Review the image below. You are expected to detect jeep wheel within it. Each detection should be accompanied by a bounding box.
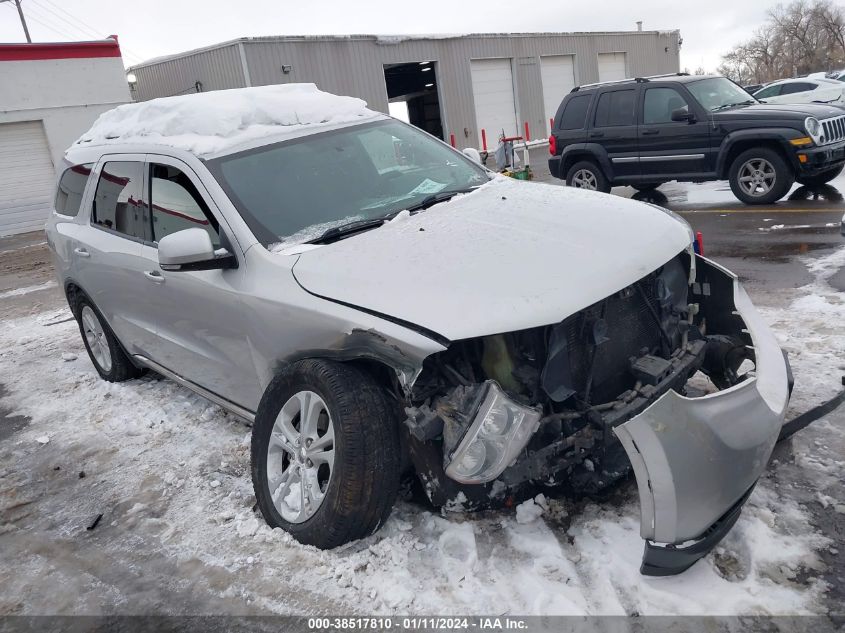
[251,359,400,549]
[566,160,611,193]
[632,183,661,192]
[728,148,793,204]
[796,164,844,187]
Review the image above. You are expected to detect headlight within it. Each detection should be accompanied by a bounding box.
[805,116,822,142]
[444,381,541,484]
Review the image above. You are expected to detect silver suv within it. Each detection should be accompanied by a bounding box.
[46,85,791,576]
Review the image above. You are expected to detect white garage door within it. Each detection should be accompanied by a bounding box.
[0,121,55,236]
[470,58,518,144]
[598,52,628,82]
[541,55,576,134]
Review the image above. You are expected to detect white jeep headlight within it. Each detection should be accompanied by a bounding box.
[805,116,822,142]
[444,381,541,484]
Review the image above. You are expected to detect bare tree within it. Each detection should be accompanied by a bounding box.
[719,0,845,82]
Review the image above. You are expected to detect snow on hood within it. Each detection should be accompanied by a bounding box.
[292,178,693,341]
[73,83,380,156]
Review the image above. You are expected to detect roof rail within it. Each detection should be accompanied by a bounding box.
[570,72,690,92]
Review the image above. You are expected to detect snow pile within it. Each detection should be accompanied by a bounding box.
[74,83,380,156]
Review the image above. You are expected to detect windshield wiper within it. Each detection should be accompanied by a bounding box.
[404,187,476,213]
[306,217,393,245]
[712,100,756,112]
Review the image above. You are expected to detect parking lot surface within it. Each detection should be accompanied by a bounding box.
[1,174,843,618]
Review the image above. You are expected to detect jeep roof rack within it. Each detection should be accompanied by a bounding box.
[570,72,690,92]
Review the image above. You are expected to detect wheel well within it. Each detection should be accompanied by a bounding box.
[64,281,83,316]
[562,152,601,177]
[721,140,789,179]
[341,358,403,397]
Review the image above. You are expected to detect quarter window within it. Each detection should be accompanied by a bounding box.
[559,94,591,130]
[643,88,691,124]
[593,89,636,127]
[92,161,148,240]
[149,163,220,248]
[55,163,93,217]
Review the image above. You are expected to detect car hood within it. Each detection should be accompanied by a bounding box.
[291,178,692,341]
[711,102,845,122]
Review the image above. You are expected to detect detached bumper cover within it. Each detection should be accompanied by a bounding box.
[614,276,790,576]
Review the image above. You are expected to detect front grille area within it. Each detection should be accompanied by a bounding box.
[822,115,845,144]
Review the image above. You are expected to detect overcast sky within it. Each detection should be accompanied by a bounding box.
[1,0,775,71]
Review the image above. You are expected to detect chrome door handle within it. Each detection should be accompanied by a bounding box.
[641,129,660,135]
[74,247,90,258]
[143,270,165,283]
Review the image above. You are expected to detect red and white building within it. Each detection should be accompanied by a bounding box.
[0,38,130,236]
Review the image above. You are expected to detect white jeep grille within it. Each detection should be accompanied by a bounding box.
[821,115,845,144]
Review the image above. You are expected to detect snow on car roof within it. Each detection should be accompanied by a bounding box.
[73,83,380,156]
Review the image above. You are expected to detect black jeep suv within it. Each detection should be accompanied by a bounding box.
[548,74,845,204]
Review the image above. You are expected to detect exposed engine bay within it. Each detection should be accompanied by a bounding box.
[402,251,756,508]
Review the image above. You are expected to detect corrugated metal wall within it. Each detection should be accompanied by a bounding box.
[130,32,680,149]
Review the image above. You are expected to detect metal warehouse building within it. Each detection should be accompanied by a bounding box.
[129,31,680,150]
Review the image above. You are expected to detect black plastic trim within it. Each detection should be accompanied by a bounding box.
[640,485,755,576]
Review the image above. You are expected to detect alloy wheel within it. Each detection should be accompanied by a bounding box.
[81,306,112,373]
[738,158,776,197]
[266,390,335,523]
[571,169,598,190]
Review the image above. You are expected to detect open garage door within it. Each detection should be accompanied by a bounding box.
[598,52,627,82]
[470,58,518,145]
[541,55,576,134]
[0,121,55,236]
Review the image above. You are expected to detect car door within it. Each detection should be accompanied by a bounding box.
[589,87,640,179]
[73,155,161,356]
[638,85,712,177]
[142,155,258,409]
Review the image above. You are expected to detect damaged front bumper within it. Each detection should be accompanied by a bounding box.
[614,266,791,576]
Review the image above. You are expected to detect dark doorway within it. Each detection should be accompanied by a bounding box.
[383,61,444,140]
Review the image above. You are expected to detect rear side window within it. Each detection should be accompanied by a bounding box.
[55,164,93,217]
[150,163,220,248]
[559,95,591,130]
[780,82,816,95]
[92,161,148,240]
[594,89,636,127]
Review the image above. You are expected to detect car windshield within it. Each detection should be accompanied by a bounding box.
[207,119,490,246]
[687,77,759,111]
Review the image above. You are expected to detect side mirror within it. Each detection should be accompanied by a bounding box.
[671,107,695,123]
[158,228,236,272]
[462,147,482,164]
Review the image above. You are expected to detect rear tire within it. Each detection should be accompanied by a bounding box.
[728,147,793,204]
[74,296,144,383]
[565,160,611,193]
[251,359,400,549]
[796,164,844,186]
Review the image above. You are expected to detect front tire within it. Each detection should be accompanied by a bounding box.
[251,359,400,549]
[565,160,611,193]
[74,296,144,382]
[796,164,844,186]
[728,147,793,204]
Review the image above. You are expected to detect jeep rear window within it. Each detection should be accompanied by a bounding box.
[593,89,636,127]
[559,95,591,130]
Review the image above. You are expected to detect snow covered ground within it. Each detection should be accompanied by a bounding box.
[1,247,843,616]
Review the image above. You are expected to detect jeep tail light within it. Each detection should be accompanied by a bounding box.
[549,135,556,156]
[694,231,704,256]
